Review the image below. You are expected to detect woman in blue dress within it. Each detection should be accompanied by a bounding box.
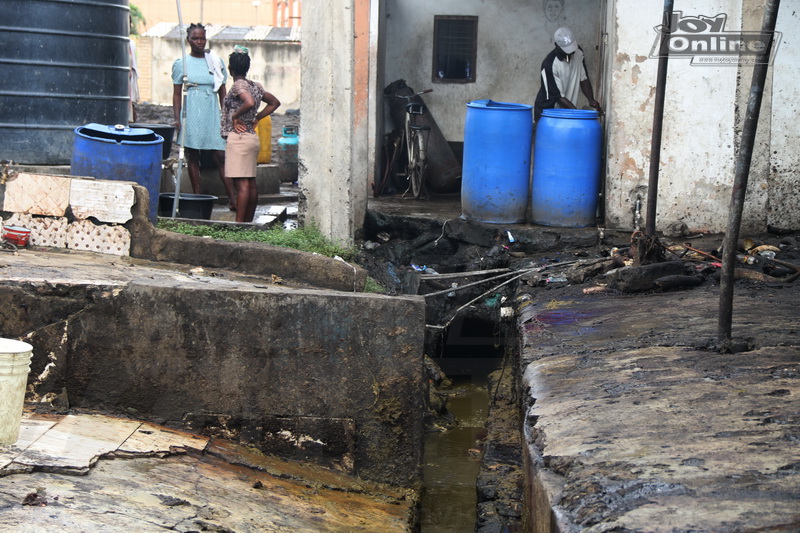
[172,23,236,207]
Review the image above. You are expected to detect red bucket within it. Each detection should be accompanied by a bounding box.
[3,226,31,247]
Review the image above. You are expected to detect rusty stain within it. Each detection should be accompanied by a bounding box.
[640,86,657,113]
[635,55,648,63]
[620,153,644,179]
[631,65,641,85]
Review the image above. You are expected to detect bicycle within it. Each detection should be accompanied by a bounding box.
[380,88,433,199]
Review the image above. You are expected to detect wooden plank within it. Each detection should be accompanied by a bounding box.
[69,179,135,224]
[419,267,512,280]
[13,414,141,473]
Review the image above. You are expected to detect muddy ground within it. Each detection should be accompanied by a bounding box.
[356,213,800,532]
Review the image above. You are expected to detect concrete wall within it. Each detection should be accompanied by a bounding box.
[4,281,426,488]
[140,36,301,109]
[299,0,371,245]
[382,0,604,141]
[605,0,799,234]
[767,6,800,230]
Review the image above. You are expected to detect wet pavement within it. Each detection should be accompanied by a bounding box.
[517,273,800,531]
[0,412,414,532]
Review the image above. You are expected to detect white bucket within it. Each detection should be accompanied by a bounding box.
[0,338,33,445]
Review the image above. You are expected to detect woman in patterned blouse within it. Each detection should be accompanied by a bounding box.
[221,46,281,223]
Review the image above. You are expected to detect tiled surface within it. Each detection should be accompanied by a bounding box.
[66,220,131,256]
[2,173,71,216]
[69,179,135,224]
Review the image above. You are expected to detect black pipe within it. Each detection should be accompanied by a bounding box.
[645,0,674,236]
[718,0,781,346]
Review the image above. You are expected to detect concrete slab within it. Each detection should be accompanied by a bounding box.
[0,413,414,532]
[0,245,425,488]
[518,283,800,532]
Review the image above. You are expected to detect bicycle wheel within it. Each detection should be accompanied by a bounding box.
[409,132,424,199]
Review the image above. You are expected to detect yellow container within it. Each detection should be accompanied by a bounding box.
[256,115,272,163]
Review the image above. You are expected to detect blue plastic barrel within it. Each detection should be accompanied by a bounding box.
[531,109,602,227]
[461,100,533,224]
[71,124,164,223]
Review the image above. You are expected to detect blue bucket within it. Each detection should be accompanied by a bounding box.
[71,124,164,223]
[461,100,533,224]
[531,109,602,227]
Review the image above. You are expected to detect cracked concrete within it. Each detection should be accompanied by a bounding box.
[0,413,415,532]
[519,283,800,532]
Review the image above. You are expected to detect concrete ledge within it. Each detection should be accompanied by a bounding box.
[518,286,800,531]
[127,186,367,292]
[0,250,426,488]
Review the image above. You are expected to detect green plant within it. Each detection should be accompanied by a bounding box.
[130,3,146,35]
[157,220,357,261]
[363,277,388,294]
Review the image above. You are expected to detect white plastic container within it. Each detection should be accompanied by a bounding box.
[0,338,33,445]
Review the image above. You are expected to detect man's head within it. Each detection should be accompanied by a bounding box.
[554,27,578,54]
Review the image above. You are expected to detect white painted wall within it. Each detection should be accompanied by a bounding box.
[768,6,800,230]
[143,37,301,109]
[606,0,799,234]
[383,0,604,141]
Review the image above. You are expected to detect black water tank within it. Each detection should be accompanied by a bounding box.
[0,0,130,165]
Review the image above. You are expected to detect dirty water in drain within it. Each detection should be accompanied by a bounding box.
[420,377,490,532]
[420,314,505,532]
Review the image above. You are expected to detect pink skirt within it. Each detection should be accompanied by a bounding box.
[225,132,260,178]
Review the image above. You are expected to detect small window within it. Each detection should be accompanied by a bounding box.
[433,16,478,83]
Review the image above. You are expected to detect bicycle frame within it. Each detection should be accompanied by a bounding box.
[378,87,433,199]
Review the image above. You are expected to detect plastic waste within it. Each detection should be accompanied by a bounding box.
[447,282,458,298]
[759,250,776,260]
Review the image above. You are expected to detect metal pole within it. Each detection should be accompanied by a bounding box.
[719,0,781,346]
[171,0,189,218]
[645,0,674,236]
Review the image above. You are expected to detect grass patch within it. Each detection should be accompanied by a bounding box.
[157,220,357,261]
[363,276,388,294]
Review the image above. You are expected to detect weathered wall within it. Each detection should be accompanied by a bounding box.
[767,6,800,229]
[382,0,604,141]
[2,280,426,488]
[299,0,371,245]
[605,0,799,234]
[140,36,301,109]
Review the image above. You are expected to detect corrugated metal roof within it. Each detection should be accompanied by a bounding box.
[143,24,300,42]
[144,22,177,38]
[245,26,274,40]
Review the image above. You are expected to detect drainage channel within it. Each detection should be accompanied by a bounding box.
[420,314,513,532]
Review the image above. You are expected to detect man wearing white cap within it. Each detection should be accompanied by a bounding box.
[534,27,603,121]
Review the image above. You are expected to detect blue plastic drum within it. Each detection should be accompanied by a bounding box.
[71,123,164,223]
[531,109,602,227]
[461,100,533,224]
